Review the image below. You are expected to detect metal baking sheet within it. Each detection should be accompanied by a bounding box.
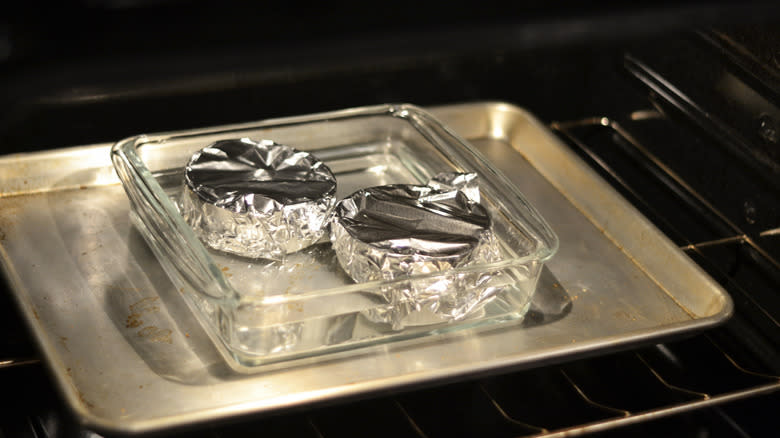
[0,102,732,434]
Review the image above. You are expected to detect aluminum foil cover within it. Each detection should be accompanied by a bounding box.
[181,138,336,259]
[331,172,503,329]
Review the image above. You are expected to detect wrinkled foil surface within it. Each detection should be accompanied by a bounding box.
[331,173,503,329]
[182,138,336,259]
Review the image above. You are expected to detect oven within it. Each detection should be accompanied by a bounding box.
[1,2,778,437]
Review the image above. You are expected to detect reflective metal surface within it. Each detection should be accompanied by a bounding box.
[0,102,732,434]
[331,173,503,329]
[182,138,337,259]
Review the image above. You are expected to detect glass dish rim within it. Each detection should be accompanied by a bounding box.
[110,103,559,306]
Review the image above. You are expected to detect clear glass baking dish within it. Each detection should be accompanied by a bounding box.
[111,104,558,370]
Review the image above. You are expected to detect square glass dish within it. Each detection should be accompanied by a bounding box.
[111,104,558,370]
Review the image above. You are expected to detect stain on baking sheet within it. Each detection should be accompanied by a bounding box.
[138,326,173,344]
[0,195,27,241]
[125,298,173,343]
[0,161,33,195]
[77,390,95,409]
[126,297,161,328]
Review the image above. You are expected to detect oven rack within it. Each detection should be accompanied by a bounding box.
[1,108,777,437]
[1,311,776,438]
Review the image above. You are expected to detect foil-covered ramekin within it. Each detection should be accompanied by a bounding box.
[181,138,336,259]
[330,173,503,329]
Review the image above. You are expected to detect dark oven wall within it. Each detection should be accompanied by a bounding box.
[2,1,779,152]
[1,2,779,438]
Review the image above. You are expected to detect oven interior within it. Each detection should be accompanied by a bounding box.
[0,2,778,437]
